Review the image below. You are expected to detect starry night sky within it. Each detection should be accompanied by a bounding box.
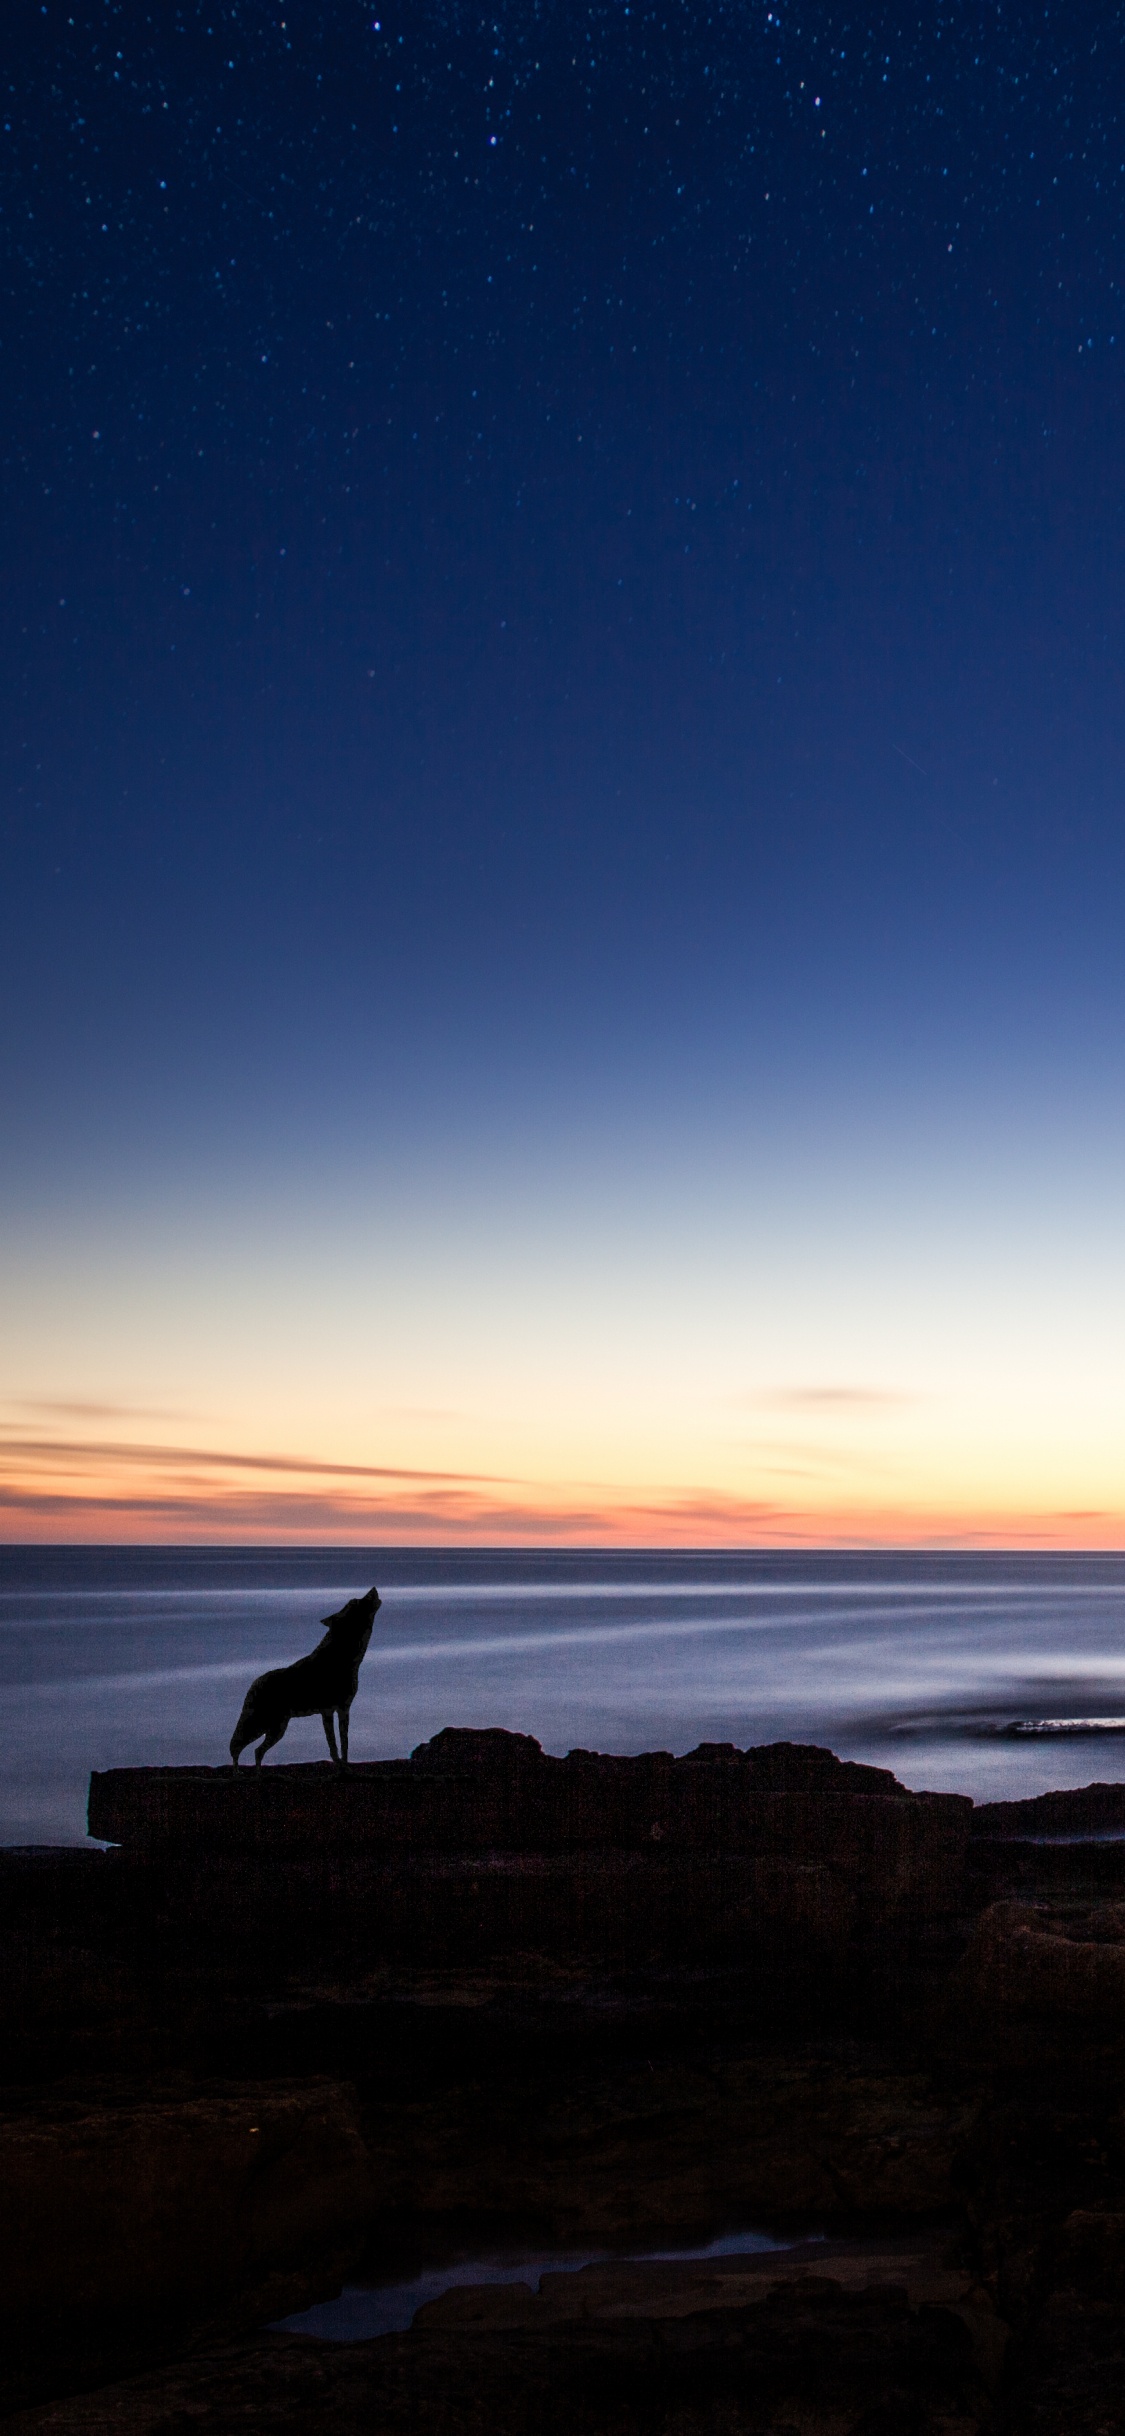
[4,3,1125,1541]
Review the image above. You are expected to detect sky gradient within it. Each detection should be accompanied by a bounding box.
[3,1,1125,1544]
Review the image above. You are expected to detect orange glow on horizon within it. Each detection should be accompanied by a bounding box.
[1,1425,1122,1548]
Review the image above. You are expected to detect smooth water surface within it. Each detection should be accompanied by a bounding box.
[272,2226,804,2341]
[4,1545,1125,1843]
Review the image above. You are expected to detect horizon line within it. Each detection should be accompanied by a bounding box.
[3,1536,1124,1556]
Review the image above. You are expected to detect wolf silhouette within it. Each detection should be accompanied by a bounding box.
[229,1587,381,1767]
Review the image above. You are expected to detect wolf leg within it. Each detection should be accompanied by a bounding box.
[254,1718,289,1765]
[339,1707,350,1765]
[230,1701,257,1766]
[322,1711,340,1762]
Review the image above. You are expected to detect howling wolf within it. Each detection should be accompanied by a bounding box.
[229,1587,381,1767]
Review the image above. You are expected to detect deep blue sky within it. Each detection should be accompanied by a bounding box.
[4,4,1125,1542]
[6,0,1125,1114]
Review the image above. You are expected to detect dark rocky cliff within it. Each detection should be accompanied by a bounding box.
[6,1735,1125,2431]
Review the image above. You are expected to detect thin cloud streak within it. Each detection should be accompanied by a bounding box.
[0,1431,507,1484]
[753,1387,920,1411]
[1,1470,1124,1548]
[735,1440,907,1478]
[9,1399,193,1422]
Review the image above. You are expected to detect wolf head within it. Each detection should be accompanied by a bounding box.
[322,1586,381,1652]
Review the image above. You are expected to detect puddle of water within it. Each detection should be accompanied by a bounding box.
[273,2226,813,2341]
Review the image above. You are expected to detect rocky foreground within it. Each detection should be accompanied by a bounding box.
[6,1733,1125,2431]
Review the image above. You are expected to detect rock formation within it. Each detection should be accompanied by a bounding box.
[5,1733,1125,2428]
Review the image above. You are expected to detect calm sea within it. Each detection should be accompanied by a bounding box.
[4,1545,1125,1845]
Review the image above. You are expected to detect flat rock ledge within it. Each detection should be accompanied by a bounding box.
[87,1734,974,1957]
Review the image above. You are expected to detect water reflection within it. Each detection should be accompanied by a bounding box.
[272,2226,807,2342]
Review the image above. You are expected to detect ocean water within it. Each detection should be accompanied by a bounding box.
[4,1545,1125,1845]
